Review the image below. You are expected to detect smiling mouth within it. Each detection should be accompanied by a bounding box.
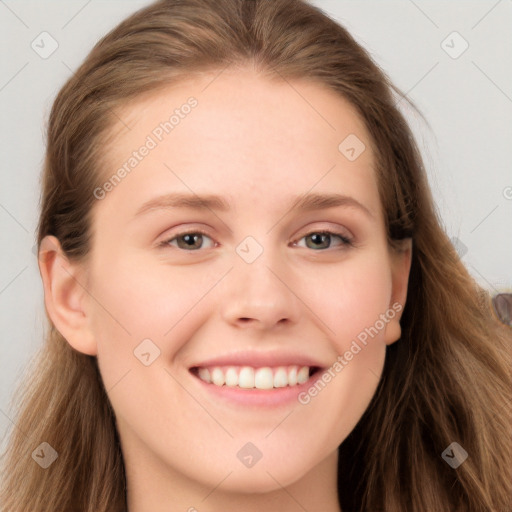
[190,365,322,390]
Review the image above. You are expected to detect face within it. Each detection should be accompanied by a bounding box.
[56,68,411,494]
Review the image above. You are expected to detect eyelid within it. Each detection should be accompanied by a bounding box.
[292,230,354,249]
[158,228,216,248]
[158,224,355,251]
[294,223,353,242]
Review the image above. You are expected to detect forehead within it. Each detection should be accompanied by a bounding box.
[96,67,381,221]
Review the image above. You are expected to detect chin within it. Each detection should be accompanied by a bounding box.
[222,457,314,494]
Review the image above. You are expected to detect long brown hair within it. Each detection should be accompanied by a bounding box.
[1,1,510,510]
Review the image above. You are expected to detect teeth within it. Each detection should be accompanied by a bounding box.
[239,367,255,388]
[255,367,273,389]
[211,367,225,386]
[288,366,298,386]
[196,365,312,389]
[273,367,288,388]
[198,367,211,383]
[297,366,309,384]
[225,367,238,387]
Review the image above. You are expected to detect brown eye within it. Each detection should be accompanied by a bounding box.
[162,231,215,251]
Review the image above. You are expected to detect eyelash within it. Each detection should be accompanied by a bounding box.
[158,229,354,251]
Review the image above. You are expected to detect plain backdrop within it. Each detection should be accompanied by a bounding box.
[1,0,511,454]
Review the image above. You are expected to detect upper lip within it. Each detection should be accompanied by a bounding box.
[189,350,327,370]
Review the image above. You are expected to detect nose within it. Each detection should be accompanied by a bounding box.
[219,248,302,331]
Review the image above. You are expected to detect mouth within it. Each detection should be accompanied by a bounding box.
[187,351,328,407]
[190,365,323,390]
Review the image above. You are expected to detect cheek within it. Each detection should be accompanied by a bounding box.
[301,252,393,350]
[295,253,392,412]
[86,254,226,383]
[295,264,392,444]
[87,252,202,337]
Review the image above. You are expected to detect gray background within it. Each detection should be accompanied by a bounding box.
[1,1,511,453]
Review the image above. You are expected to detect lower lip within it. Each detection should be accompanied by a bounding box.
[190,370,325,407]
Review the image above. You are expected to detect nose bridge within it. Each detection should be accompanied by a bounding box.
[220,236,301,328]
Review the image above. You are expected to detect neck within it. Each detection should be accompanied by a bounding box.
[124,445,342,512]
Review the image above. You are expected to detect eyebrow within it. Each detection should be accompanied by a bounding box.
[134,192,374,219]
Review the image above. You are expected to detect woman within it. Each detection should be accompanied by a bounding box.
[1,1,510,510]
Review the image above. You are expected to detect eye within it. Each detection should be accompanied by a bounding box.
[160,230,215,251]
[294,230,353,250]
[159,229,353,252]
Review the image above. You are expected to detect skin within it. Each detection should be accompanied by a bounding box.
[39,66,412,512]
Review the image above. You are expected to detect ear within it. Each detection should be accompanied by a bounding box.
[38,235,97,356]
[384,238,412,346]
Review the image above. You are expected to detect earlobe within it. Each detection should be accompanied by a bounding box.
[385,239,413,346]
[38,235,97,356]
